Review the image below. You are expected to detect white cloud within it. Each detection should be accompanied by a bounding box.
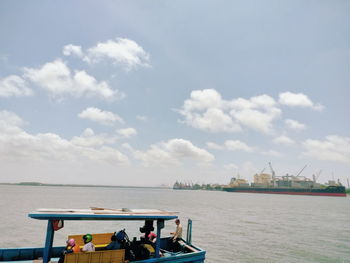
[124,138,214,167]
[177,89,281,134]
[178,89,240,132]
[261,150,283,157]
[164,139,214,161]
[117,128,137,138]
[24,59,125,101]
[206,142,224,150]
[279,92,324,111]
[206,140,254,152]
[230,107,281,134]
[78,107,124,126]
[224,140,254,152]
[224,163,238,170]
[301,135,350,164]
[63,44,83,57]
[182,89,224,112]
[285,119,306,131]
[0,110,26,131]
[273,135,295,146]
[0,75,33,97]
[189,108,241,132]
[0,111,129,165]
[71,128,117,147]
[136,115,148,122]
[84,38,150,71]
[250,94,277,108]
[229,95,281,134]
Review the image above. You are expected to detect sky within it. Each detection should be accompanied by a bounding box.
[0,0,349,187]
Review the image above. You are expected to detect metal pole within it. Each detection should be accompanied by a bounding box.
[43,220,54,263]
[186,219,192,245]
[155,219,164,258]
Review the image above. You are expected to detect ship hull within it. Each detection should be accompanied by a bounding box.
[223,186,346,197]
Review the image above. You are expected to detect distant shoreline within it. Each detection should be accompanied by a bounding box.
[0,182,171,189]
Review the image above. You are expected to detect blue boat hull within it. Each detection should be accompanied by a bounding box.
[0,245,205,263]
[0,246,64,262]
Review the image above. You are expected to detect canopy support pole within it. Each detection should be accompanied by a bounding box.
[186,218,192,245]
[155,219,164,258]
[43,220,54,263]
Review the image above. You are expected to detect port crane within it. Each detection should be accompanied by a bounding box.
[268,162,276,186]
[312,170,322,183]
[296,164,308,177]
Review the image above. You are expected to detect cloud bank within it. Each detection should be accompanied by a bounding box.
[178,89,281,134]
[0,75,33,97]
[63,38,150,71]
[78,107,124,126]
[24,59,125,101]
[124,138,214,167]
[0,110,129,165]
[207,140,254,152]
[302,135,350,164]
[178,89,323,135]
[117,128,137,138]
[279,92,324,111]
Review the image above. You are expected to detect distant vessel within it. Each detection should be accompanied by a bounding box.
[173,181,193,190]
[223,163,346,197]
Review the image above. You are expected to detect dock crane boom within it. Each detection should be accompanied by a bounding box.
[268,162,275,177]
[296,164,308,177]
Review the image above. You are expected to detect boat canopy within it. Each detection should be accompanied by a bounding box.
[29,208,178,221]
[27,208,179,263]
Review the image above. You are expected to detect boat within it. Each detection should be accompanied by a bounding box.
[0,208,206,263]
[223,184,346,196]
[223,164,346,197]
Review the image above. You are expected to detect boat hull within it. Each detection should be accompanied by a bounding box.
[0,244,206,263]
[223,186,346,197]
[0,246,64,262]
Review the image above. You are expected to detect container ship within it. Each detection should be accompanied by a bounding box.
[223,164,346,197]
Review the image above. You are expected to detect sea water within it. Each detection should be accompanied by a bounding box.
[0,185,349,263]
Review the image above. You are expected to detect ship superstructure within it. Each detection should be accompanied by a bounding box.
[224,163,346,197]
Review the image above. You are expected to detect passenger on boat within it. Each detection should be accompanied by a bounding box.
[58,238,80,263]
[148,232,163,257]
[105,232,123,250]
[81,234,95,252]
[67,238,80,253]
[148,232,157,244]
[169,219,182,251]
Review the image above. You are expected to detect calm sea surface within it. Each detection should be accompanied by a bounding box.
[0,185,349,263]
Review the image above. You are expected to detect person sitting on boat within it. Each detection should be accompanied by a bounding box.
[105,231,123,250]
[148,232,164,257]
[58,238,80,263]
[148,232,157,244]
[66,238,80,253]
[81,234,95,252]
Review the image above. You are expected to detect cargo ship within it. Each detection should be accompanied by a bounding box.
[223,163,346,197]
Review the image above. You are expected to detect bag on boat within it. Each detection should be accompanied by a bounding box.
[52,220,64,231]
